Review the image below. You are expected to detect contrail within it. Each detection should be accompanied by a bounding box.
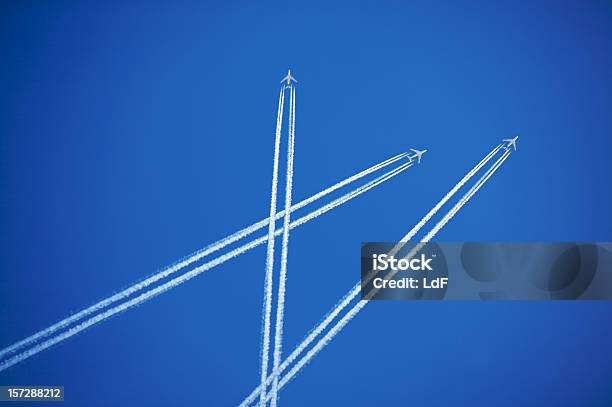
[360,143,502,287]
[0,161,412,373]
[271,86,296,407]
[262,149,513,403]
[399,144,501,242]
[239,144,505,407]
[259,85,286,406]
[421,149,511,243]
[0,151,407,363]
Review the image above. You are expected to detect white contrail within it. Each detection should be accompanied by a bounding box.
[238,144,504,407]
[259,84,286,406]
[421,149,511,243]
[357,143,503,289]
[0,161,412,373]
[399,144,501,242]
[271,86,296,407]
[0,150,408,362]
[263,150,513,403]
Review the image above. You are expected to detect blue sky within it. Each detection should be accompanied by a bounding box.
[1,1,611,406]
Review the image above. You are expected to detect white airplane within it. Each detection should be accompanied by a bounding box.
[408,148,427,163]
[280,69,297,86]
[503,136,518,150]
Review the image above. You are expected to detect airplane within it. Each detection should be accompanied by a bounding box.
[280,69,297,86]
[408,148,427,164]
[503,136,518,150]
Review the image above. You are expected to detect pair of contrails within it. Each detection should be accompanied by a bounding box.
[0,72,517,405]
[260,73,431,407]
[0,148,415,373]
[257,73,428,407]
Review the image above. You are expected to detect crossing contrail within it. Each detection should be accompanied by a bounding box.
[0,152,408,363]
[239,144,506,407]
[259,85,286,406]
[260,149,513,404]
[270,86,296,407]
[0,161,413,373]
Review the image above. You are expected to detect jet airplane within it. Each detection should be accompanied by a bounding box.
[503,136,518,150]
[280,69,297,86]
[408,148,427,164]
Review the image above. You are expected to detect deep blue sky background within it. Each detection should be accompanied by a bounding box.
[1,1,612,406]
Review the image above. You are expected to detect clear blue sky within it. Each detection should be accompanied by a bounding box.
[1,1,611,405]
